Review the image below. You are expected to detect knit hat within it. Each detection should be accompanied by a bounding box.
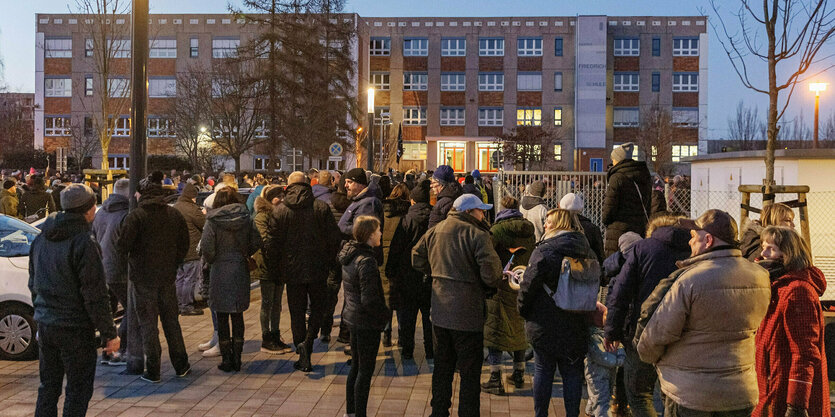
[471,170,481,179]
[343,167,368,186]
[182,183,199,200]
[611,142,635,164]
[433,165,455,184]
[618,232,642,253]
[410,180,430,203]
[527,181,546,198]
[263,186,285,203]
[61,183,97,212]
[559,193,584,212]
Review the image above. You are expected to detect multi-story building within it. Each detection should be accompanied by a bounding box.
[0,93,35,158]
[35,13,707,173]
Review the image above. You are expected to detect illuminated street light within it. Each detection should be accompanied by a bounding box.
[366,87,375,170]
[810,82,827,148]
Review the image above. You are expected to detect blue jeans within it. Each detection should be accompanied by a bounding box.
[533,349,585,417]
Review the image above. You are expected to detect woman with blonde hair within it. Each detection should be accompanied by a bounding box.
[753,226,829,417]
[741,202,795,261]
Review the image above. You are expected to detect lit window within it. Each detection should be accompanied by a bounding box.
[370,37,390,56]
[554,144,562,161]
[477,143,501,172]
[517,37,542,56]
[212,38,239,58]
[440,108,465,126]
[403,72,428,90]
[108,78,129,98]
[614,38,639,56]
[517,72,542,91]
[516,107,541,126]
[45,38,72,58]
[109,117,131,137]
[148,78,176,97]
[672,144,698,162]
[673,38,699,56]
[149,39,177,58]
[441,38,466,56]
[613,108,640,127]
[479,37,504,56]
[190,38,199,57]
[554,72,563,91]
[554,37,563,56]
[371,72,390,90]
[403,38,428,56]
[403,107,427,125]
[107,39,131,58]
[672,108,699,127]
[44,116,71,136]
[45,78,72,97]
[673,73,699,92]
[554,108,562,126]
[478,108,503,126]
[517,144,542,161]
[108,156,130,170]
[147,118,174,137]
[614,73,639,91]
[478,72,504,91]
[440,73,465,91]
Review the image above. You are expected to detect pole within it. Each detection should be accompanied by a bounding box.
[379,122,384,171]
[129,0,149,209]
[367,114,374,171]
[814,93,820,149]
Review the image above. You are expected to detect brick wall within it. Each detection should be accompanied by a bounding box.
[478,92,503,106]
[613,92,639,106]
[440,57,465,71]
[673,92,698,107]
[479,57,503,71]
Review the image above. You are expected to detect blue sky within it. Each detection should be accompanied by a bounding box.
[1,0,832,138]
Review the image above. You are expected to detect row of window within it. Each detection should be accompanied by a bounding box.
[612,107,699,127]
[370,71,698,92]
[44,77,176,98]
[624,144,699,162]
[397,107,564,127]
[43,116,173,137]
[369,36,699,57]
[45,37,238,59]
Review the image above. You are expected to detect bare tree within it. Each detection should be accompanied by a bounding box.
[0,96,33,162]
[727,101,764,150]
[779,112,812,145]
[497,126,562,171]
[824,111,835,141]
[66,120,100,171]
[634,103,676,177]
[708,0,835,189]
[166,64,213,171]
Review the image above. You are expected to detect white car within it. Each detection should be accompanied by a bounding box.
[0,214,38,360]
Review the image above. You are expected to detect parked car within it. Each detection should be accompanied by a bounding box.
[0,214,38,360]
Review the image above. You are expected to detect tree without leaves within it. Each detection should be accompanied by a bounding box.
[497,126,563,171]
[66,119,100,171]
[707,0,835,189]
[634,103,676,178]
[165,64,214,172]
[727,101,764,150]
[0,97,34,163]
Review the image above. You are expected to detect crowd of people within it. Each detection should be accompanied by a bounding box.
[19,141,830,417]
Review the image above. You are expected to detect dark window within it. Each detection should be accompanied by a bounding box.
[84,116,93,136]
[652,38,661,56]
[554,37,563,56]
[652,72,660,92]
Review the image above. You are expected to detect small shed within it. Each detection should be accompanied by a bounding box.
[686,149,835,301]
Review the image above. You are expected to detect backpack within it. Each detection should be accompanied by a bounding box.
[544,253,601,313]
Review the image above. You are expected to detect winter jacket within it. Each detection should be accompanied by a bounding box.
[740,218,764,262]
[753,262,830,417]
[245,184,264,215]
[173,195,206,262]
[518,230,593,362]
[579,214,604,266]
[412,210,502,332]
[651,189,667,215]
[462,183,482,200]
[636,247,770,412]
[427,181,462,229]
[28,212,116,340]
[92,194,130,285]
[601,159,652,256]
[520,195,548,242]
[312,184,333,205]
[338,182,385,241]
[19,187,56,220]
[386,201,432,307]
[0,187,20,218]
[251,196,273,281]
[485,209,535,352]
[604,226,691,344]
[339,241,391,331]
[200,203,261,313]
[265,182,341,285]
[116,187,190,287]
[381,199,410,309]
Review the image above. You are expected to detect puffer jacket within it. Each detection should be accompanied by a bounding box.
[579,214,604,265]
[636,247,770,412]
[427,181,462,229]
[739,218,764,262]
[28,212,116,340]
[173,194,206,262]
[200,203,261,313]
[754,262,830,417]
[338,182,385,240]
[381,199,410,309]
[19,186,56,219]
[339,241,390,331]
[386,201,432,306]
[518,230,593,362]
[520,195,548,242]
[0,187,20,218]
[604,226,691,344]
[412,210,502,332]
[485,209,535,352]
[92,193,130,285]
[601,159,652,256]
[265,182,341,285]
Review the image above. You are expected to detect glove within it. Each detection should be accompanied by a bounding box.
[786,405,808,417]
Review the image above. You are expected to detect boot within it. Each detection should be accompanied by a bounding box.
[293,341,312,372]
[509,369,525,389]
[232,338,244,372]
[199,332,218,351]
[217,339,235,372]
[481,371,505,395]
[261,332,280,354]
[272,332,293,354]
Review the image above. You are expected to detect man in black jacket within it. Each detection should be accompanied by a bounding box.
[117,172,191,383]
[428,165,462,229]
[602,142,652,257]
[265,171,341,372]
[29,184,119,416]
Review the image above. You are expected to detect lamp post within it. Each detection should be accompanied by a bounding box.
[810,82,827,149]
[367,87,375,171]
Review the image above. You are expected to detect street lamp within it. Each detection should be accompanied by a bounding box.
[810,82,827,149]
[367,87,375,171]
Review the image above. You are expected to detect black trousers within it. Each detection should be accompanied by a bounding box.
[125,281,144,373]
[35,324,97,417]
[321,283,339,336]
[217,312,245,340]
[108,282,129,353]
[430,325,483,417]
[346,326,381,417]
[286,281,327,348]
[132,282,189,378]
[396,294,433,355]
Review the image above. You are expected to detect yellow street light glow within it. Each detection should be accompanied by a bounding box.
[200,126,207,133]
[810,82,827,94]
[367,87,375,114]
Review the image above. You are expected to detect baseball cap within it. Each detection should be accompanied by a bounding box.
[677,209,738,246]
[453,194,492,212]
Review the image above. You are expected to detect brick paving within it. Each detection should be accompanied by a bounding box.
[0,290,579,416]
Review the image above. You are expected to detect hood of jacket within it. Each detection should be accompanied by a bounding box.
[254,195,273,214]
[138,187,169,208]
[41,212,90,242]
[649,226,691,250]
[774,265,827,296]
[338,240,375,266]
[538,230,593,259]
[101,194,129,213]
[437,180,462,201]
[206,203,251,230]
[447,209,492,233]
[311,184,333,199]
[1,188,17,200]
[352,181,382,202]
[521,195,546,210]
[607,159,650,181]
[283,183,315,210]
[406,201,432,219]
[495,208,524,222]
[740,217,763,236]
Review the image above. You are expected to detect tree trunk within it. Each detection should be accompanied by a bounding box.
[233,155,241,173]
[764,6,778,197]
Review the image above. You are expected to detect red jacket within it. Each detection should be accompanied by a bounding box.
[753,266,829,417]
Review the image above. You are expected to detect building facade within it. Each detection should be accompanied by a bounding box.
[0,93,35,160]
[35,13,706,173]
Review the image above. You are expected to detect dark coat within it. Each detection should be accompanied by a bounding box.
[117,188,190,287]
[518,231,592,361]
[485,209,535,352]
[601,159,652,256]
[651,189,667,215]
[462,183,482,199]
[28,212,116,340]
[265,182,341,285]
[740,218,764,262]
[92,194,129,285]
[19,187,56,219]
[339,241,390,331]
[201,203,261,313]
[579,214,604,265]
[428,181,462,229]
[173,195,206,262]
[251,196,272,281]
[312,184,333,205]
[386,201,432,308]
[381,199,410,309]
[338,182,384,239]
[604,226,691,343]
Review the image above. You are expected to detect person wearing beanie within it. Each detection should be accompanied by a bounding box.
[520,180,548,241]
[116,173,191,382]
[172,183,207,317]
[428,165,463,228]
[20,176,56,221]
[30,183,119,416]
[602,142,652,257]
[339,167,384,242]
[559,193,604,264]
[0,179,21,219]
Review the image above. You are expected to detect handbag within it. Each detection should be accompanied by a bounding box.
[544,254,601,313]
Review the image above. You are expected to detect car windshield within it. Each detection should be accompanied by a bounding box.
[0,215,40,257]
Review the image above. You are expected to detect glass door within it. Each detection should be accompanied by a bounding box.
[439,142,466,172]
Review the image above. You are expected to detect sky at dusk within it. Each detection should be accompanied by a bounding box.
[1,0,833,138]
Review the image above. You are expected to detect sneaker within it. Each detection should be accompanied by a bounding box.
[180,308,204,316]
[274,338,293,354]
[199,333,218,351]
[176,364,191,378]
[106,353,127,366]
[140,373,161,383]
[203,343,221,358]
[100,352,112,365]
